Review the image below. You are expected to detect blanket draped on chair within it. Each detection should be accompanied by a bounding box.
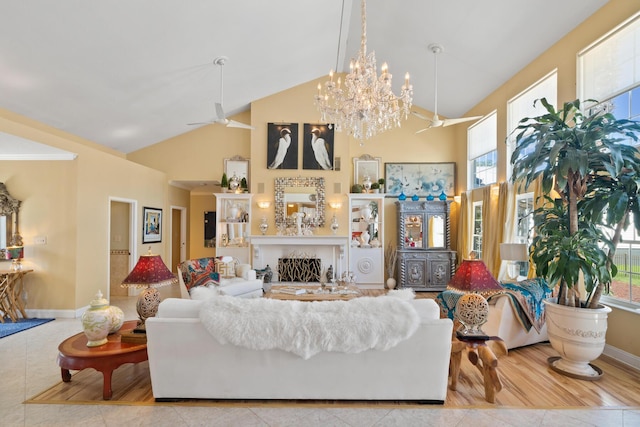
[436,278,552,333]
[199,293,420,359]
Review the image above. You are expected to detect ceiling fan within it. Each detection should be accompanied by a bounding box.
[413,44,483,133]
[187,56,254,130]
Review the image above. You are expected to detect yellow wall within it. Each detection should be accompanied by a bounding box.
[0,0,637,356]
[0,109,170,312]
[455,0,640,357]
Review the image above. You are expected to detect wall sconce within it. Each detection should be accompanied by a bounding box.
[328,202,342,210]
[257,201,271,209]
[453,195,461,204]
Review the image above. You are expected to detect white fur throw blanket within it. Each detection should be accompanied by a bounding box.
[198,290,420,359]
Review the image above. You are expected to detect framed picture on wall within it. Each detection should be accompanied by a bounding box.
[267,123,298,169]
[384,162,456,197]
[303,123,334,170]
[224,156,250,188]
[353,154,381,187]
[142,207,163,243]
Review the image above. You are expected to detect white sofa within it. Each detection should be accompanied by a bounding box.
[484,293,548,349]
[146,297,454,403]
[177,257,263,299]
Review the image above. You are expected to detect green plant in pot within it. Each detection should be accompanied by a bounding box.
[221,173,229,192]
[511,98,640,379]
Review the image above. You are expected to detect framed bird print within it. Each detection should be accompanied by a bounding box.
[302,123,334,170]
[267,123,298,169]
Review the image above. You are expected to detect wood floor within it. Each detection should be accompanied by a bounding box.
[27,335,640,408]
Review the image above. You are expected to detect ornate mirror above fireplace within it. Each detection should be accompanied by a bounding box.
[274,177,325,229]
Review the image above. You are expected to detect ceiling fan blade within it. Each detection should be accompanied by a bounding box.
[415,127,430,134]
[187,121,214,126]
[411,111,431,121]
[442,116,483,127]
[226,119,255,130]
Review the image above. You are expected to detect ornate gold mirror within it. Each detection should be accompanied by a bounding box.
[274,177,325,229]
[0,182,22,261]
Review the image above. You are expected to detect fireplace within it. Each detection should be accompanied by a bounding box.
[278,257,321,282]
[251,235,348,283]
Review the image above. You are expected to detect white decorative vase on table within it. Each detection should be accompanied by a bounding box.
[386,278,397,290]
[543,298,611,380]
[81,290,124,347]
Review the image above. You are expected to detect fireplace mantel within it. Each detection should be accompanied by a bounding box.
[250,235,348,247]
[250,235,349,282]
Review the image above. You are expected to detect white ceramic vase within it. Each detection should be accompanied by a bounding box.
[543,298,611,379]
[81,290,123,347]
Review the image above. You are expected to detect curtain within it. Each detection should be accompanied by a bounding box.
[496,182,518,281]
[481,186,498,274]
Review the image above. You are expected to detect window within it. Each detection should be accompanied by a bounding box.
[514,192,534,276]
[468,111,497,189]
[506,71,558,180]
[472,201,483,259]
[608,213,640,305]
[578,12,640,307]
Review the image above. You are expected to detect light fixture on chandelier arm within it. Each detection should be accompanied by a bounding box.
[314,0,413,143]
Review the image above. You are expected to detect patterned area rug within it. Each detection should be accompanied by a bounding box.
[0,318,54,338]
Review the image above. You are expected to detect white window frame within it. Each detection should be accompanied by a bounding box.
[578,12,640,309]
[472,201,483,259]
[506,71,558,181]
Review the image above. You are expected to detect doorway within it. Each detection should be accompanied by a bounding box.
[170,205,187,273]
[108,198,137,298]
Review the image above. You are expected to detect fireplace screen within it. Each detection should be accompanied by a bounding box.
[278,257,321,282]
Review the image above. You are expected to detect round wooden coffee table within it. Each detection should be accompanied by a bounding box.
[57,320,148,400]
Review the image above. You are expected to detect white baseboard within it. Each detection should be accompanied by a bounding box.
[26,306,88,319]
[603,343,640,371]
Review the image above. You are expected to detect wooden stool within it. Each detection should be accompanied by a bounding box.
[449,334,508,403]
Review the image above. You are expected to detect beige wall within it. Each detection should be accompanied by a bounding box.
[455,0,640,357]
[0,0,637,356]
[0,109,170,312]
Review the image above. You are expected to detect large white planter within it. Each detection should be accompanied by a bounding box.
[543,298,611,380]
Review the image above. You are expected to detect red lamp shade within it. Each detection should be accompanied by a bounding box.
[447,259,503,297]
[122,254,177,289]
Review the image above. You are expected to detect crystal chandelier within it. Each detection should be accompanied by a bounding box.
[314,0,413,142]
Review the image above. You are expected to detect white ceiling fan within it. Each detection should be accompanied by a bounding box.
[187,56,254,130]
[413,44,483,133]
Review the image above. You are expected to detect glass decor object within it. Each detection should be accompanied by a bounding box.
[314,0,412,142]
[439,191,447,200]
[426,194,435,201]
[330,215,339,234]
[411,194,419,201]
[259,217,268,235]
[398,191,406,201]
[363,175,372,192]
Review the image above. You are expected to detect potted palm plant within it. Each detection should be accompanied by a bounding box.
[511,98,640,379]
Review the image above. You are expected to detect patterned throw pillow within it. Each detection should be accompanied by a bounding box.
[179,258,220,291]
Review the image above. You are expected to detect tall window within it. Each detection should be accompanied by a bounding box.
[468,111,497,189]
[578,12,640,307]
[506,71,558,180]
[472,201,483,259]
[515,192,534,276]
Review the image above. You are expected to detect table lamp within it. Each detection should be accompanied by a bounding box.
[500,243,528,281]
[121,248,177,332]
[6,244,24,271]
[447,254,503,339]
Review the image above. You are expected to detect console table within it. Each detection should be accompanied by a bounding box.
[0,269,33,322]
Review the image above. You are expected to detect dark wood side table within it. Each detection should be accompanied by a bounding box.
[57,320,148,400]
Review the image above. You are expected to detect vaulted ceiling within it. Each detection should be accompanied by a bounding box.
[0,0,608,154]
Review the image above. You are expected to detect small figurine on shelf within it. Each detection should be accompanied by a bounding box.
[378,178,385,193]
[240,177,248,192]
[363,175,372,193]
[229,174,240,192]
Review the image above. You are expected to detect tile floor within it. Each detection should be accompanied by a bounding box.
[1,288,639,426]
